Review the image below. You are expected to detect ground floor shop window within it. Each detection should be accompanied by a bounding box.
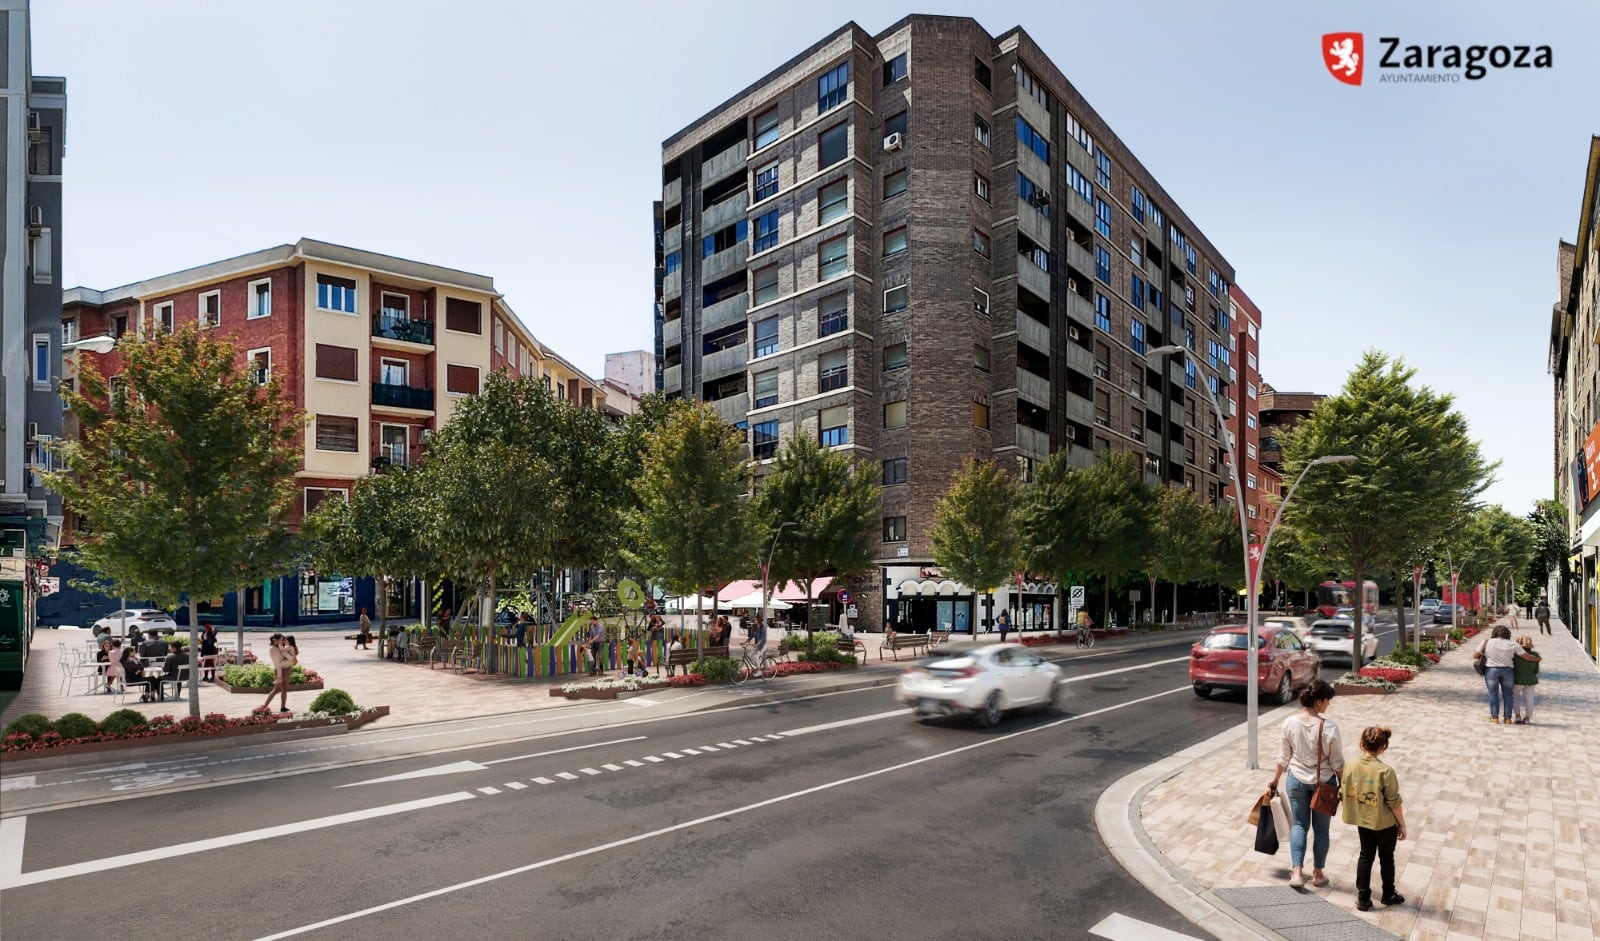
[1013,595,1054,631]
[299,570,354,617]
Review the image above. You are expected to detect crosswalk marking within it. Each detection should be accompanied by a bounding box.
[505,782,527,790]
[644,756,664,763]
[579,768,602,776]
[717,742,738,749]
[532,777,555,785]
[601,763,624,772]
[477,786,501,795]
[556,772,579,781]
[623,760,644,767]
[681,748,702,755]
[733,739,752,745]
[663,751,683,759]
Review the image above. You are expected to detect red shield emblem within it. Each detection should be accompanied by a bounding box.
[1322,32,1364,85]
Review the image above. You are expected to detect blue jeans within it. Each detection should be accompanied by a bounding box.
[1484,667,1514,719]
[1287,775,1331,869]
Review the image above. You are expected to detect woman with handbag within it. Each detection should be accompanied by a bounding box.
[1267,679,1345,889]
[1474,625,1532,724]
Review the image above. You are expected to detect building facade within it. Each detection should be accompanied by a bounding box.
[61,238,609,625]
[1226,286,1279,543]
[1,0,64,555]
[1257,385,1326,477]
[655,15,1244,631]
[1550,136,1600,662]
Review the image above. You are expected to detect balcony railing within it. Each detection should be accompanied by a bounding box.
[372,311,435,345]
[371,382,435,411]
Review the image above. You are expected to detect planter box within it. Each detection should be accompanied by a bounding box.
[550,685,668,700]
[0,707,389,762]
[1334,683,1395,696]
[213,679,325,694]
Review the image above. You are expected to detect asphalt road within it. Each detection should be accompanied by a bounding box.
[0,628,1402,941]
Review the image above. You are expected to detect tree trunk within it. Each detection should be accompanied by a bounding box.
[1351,567,1366,667]
[186,596,201,718]
[1103,579,1111,631]
[1172,582,1179,626]
[235,584,245,679]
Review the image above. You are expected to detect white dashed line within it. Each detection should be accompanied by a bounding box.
[601,763,624,772]
[681,748,701,755]
[644,756,664,763]
[717,742,737,749]
[663,752,683,759]
[556,772,579,781]
[623,760,644,768]
[533,777,555,785]
[578,768,602,776]
[505,782,527,790]
[477,786,501,795]
[699,744,720,751]
[733,739,752,745]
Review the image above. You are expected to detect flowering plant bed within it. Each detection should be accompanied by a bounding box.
[1335,672,1398,694]
[770,660,848,676]
[1,705,389,758]
[215,679,325,694]
[552,675,670,699]
[1358,666,1416,683]
[213,663,323,692]
[668,674,708,686]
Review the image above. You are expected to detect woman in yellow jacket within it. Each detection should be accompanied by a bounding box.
[1341,726,1407,911]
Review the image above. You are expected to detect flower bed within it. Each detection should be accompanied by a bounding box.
[552,674,670,699]
[770,660,848,677]
[1335,671,1398,695]
[1358,665,1416,683]
[213,662,323,693]
[215,679,325,694]
[668,674,707,687]
[1,704,388,758]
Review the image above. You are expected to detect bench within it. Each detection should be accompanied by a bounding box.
[662,644,730,675]
[927,630,951,651]
[880,634,931,661]
[837,636,867,657]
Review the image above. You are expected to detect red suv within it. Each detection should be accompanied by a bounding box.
[1190,625,1321,704]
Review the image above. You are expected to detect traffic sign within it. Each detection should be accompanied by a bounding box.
[1070,585,1085,606]
[837,590,852,604]
[39,577,60,596]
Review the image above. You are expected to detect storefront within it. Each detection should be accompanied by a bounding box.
[884,566,974,633]
[998,580,1059,632]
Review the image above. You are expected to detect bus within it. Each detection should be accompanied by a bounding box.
[1316,580,1379,618]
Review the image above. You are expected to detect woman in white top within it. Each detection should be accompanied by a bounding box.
[1267,679,1345,889]
[1475,625,1534,724]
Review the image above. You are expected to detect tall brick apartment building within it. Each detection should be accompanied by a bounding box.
[60,239,609,626]
[656,15,1250,631]
[1227,286,1280,543]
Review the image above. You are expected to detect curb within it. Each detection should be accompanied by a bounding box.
[1095,704,1300,941]
[0,724,349,774]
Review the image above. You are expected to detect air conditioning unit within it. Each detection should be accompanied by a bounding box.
[1067,325,1082,342]
[1067,278,1078,292]
[883,132,904,152]
[1065,425,1077,441]
[1030,190,1051,207]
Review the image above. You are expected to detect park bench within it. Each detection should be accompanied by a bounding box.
[662,644,729,676]
[408,634,436,665]
[927,630,952,651]
[449,642,486,674]
[880,634,931,661]
[837,636,867,657]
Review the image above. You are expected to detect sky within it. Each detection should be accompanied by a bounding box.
[34,0,1600,517]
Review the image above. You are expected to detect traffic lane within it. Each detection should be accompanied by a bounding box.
[1,658,1207,937]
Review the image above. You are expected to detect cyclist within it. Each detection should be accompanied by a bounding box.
[1076,609,1095,646]
[744,615,770,660]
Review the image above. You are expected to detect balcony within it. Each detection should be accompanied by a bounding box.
[372,311,434,346]
[1061,340,1092,378]
[702,293,749,333]
[1017,200,1050,247]
[702,194,745,233]
[1016,370,1050,407]
[1018,257,1050,300]
[702,142,747,185]
[1169,438,1186,468]
[702,243,748,283]
[1065,241,1093,280]
[662,269,682,299]
[1066,291,1093,326]
[1017,312,1049,353]
[702,345,747,381]
[1063,389,1093,427]
[710,393,749,426]
[1169,398,1186,426]
[661,317,681,349]
[663,176,682,208]
[1017,424,1049,457]
[371,382,434,412]
[1065,445,1095,469]
[663,225,682,256]
[662,364,682,392]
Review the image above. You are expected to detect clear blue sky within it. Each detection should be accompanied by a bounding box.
[37,1,1599,517]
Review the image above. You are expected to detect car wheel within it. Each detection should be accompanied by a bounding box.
[1270,672,1292,706]
[1193,683,1211,699]
[976,692,1003,728]
[1048,681,1065,713]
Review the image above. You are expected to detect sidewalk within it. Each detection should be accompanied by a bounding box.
[1103,617,1600,940]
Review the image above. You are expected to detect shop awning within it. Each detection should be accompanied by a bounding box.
[896,578,972,597]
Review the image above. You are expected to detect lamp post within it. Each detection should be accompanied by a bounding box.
[1444,545,1487,628]
[761,521,798,631]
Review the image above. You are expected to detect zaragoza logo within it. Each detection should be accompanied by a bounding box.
[1323,32,1364,85]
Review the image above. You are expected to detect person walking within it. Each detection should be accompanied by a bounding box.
[996,607,1011,643]
[1534,598,1552,635]
[626,634,646,677]
[1474,625,1532,724]
[665,632,684,677]
[1511,634,1542,724]
[356,607,373,650]
[585,613,606,676]
[1504,600,1519,629]
[103,638,126,694]
[199,625,219,682]
[1267,679,1345,889]
[1340,726,1406,911]
[263,634,293,714]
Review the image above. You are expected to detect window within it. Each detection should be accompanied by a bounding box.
[154,301,175,334]
[973,115,991,147]
[1016,117,1049,163]
[703,220,746,256]
[248,279,272,318]
[883,53,907,85]
[884,400,907,429]
[1246,473,1257,490]
[1095,246,1111,284]
[31,334,51,390]
[884,285,908,313]
[884,111,907,140]
[753,369,779,409]
[972,230,990,257]
[818,61,849,113]
[883,342,908,371]
[1208,267,1222,297]
[974,57,992,89]
[494,320,505,353]
[1130,319,1146,354]
[1248,504,1258,520]
[753,210,780,252]
[1185,360,1197,390]
[818,179,849,224]
[112,313,128,338]
[1130,185,1147,223]
[973,287,990,315]
[445,298,482,334]
[883,227,908,256]
[1130,274,1146,311]
[1217,307,1232,333]
[446,364,481,395]
[1131,239,1143,269]
[1065,112,1094,153]
[753,316,779,356]
[247,348,272,386]
[1014,64,1049,107]
[316,275,357,313]
[752,266,780,305]
[315,415,359,452]
[974,173,990,201]
[1017,172,1048,216]
[819,405,849,447]
[819,123,848,169]
[884,168,908,198]
[818,350,849,392]
[882,457,907,485]
[1095,150,1112,189]
[1247,442,1258,459]
[753,109,780,150]
[819,236,849,279]
[883,516,907,542]
[314,343,358,382]
[1094,196,1112,237]
[974,345,991,372]
[61,318,77,345]
[754,162,780,201]
[1094,294,1112,333]
[379,424,410,468]
[1247,351,1257,371]
[303,487,349,515]
[1247,382,1257,399]
[1246,414,1257,429]
[1069,165,1093,203]
[818,295,848,337]
[30,225,52,283]
[752,420,780,459]
[198,290,221,329]
[973,399,990,429]
[664,251,681,274]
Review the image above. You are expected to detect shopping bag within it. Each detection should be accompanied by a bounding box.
[1253,800,1280,855]
[1247,789,1270,826]
[1271,785,1292,842]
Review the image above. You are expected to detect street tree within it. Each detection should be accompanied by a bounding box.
[49,326,301,715]
[1528,499,1570,619]
[1018,449,1157,626]
[300,464,433,636]
[624,403,753,655]
[1280,351,1492,658]
[751,432,881,645]
[1149,487,1236,621]
[1261,522,1335,611]
[930,459,1021,631]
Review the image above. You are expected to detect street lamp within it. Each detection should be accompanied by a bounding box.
[761,521,798,630]
[1444,545,1488,627]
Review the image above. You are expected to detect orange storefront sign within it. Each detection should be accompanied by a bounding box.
[1584,422,1600,507]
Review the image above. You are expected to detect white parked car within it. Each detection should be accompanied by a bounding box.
[897,644,1064,727]
[92,609,178,636]
[1306,617,1379,664]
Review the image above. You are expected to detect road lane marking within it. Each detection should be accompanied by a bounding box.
[532,777,555,785]
[1090,912,1201,940]
[504,782,527,790]
[1064,656,1190,684]
[681,748,702,754]
[477,787,501,795]
[555,772,579,781]
[578,768,602,776]
[623,760,644,768]
[780,709,910,736]
[663,751,683,759]
[601,763,624,772]
[0,776,38,792]
[253,685,1191,940]
[733,739,752,745]
[0,817,24,883]
[479,736,647,766]
[338,760,490,788]
[2,791,476,890]
[643,756,663,763]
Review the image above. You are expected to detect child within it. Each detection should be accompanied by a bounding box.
[1341,726,1407,911]
[1512,635,1541,724]
[666,633,684,677]
[626,634,646,677]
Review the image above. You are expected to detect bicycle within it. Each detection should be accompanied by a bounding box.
[731,642,782,685]
[1075,624,1096,649]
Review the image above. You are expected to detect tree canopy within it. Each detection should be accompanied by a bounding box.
[930,459,1021,600]
[1018,449,1157,618]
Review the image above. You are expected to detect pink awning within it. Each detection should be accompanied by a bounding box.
[716,578,833,603]
[715,580,760,603]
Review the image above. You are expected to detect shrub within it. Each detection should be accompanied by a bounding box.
[53,713,100,739]
[100,709,149,736]
[222,663,275,687]
[690,658,737,682]
[309,689,358,715]
[797,647,855,665]
[2,713,53,741]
